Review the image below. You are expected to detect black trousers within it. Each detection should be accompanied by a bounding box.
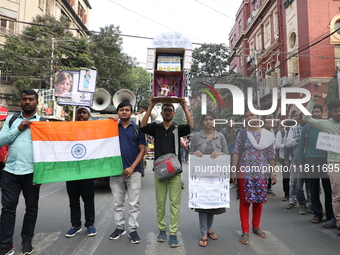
[305,157,333,220]
[0,171,40,248]
[280,159,290,197]
[66,179,95,227]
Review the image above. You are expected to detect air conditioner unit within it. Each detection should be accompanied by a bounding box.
[279,76,292,87]
[259,86,271,98]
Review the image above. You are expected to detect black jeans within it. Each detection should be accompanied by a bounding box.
[66,179,95,227]
[305,157,333,220]
[280,159,290,197]
[0,171,40,248]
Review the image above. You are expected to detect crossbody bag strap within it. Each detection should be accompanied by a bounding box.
[174,125,179,156]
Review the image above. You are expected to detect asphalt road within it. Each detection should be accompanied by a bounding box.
[6,160,340,255]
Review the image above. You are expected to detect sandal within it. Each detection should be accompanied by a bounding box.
[239,233,249,245]
[311,217,322,224]
[252,228,266,238]
[207,231,218,240]
[199,236,208,247]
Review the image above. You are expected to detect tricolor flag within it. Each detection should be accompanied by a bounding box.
[30,119,123,184]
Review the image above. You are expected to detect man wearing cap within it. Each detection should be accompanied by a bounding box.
[65,106,97,238]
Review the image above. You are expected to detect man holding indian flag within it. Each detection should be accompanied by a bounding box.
[0,89,42,255]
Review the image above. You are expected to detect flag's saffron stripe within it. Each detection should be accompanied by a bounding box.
[33,156,123,184]
[32,137,120,163]
[31,119,118,141]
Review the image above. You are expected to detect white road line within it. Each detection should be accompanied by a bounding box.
[31,232,60,255]
[237,231,296,255]
[145,231,186,255]
[320,229,340,241]
[70,198,116,255]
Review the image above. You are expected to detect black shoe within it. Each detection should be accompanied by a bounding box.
[109,228,126,240]
[0,247,14,255]
[129,231,141,244]
[322,218,337,228]
[22,239,33,255]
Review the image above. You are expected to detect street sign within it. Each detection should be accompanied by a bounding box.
[0,106,8,120]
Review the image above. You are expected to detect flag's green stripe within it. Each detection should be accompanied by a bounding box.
[33,156,123,184]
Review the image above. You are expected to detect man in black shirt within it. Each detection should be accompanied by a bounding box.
[140,99,192,247]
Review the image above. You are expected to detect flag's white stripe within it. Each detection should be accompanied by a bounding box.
[33,136,120,163]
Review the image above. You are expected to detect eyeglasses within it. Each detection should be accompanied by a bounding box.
[162,109,174,113]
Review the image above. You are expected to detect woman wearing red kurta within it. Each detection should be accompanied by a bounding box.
[231,110,276,245]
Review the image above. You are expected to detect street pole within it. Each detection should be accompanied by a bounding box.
[337,62,340,99]
[50,37,54,89]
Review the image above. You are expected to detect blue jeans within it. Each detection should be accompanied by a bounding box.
[0,171,40,248]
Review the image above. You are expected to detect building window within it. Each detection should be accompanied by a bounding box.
[239,20,242,34]
[0,67,12,83]
[289,32,297,49]
[39,0,44,10]
[0,19,6,31]
[8,21,14,33]
[256,33,261,50]
[335,20,340,34]
[265,21,271,42]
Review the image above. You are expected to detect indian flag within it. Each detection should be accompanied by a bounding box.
[30,119,123,184]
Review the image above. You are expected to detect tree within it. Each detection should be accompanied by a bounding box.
[325,73,338,107]
[172,106,186,125]
[126,67,151,112]
[88,25,135,95]
[0,15,94,102]
[191,43,230,84]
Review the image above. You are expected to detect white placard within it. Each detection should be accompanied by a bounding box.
[56,71,93,107]
[188,154,230,209]
[316,132,340,153]
[151,31,192,49]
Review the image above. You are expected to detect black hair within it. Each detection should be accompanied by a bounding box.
[117,101,132,112]
[21,89,38,100]
[313,104,323,113]
[200,111,216,124]
[140,106,148,110]
[161,103,175,111]
[328,100,340,111]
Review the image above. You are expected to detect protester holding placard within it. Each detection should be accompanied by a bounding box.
[302,93,340,237]
[190,111,228,247]
[231,109,276,245]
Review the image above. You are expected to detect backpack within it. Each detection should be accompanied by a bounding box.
[227,129,247,155]
[8,113,47,128]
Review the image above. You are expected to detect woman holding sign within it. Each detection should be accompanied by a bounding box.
[231,109,276,245]
[190,111,228,247]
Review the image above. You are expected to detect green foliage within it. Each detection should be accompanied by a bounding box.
[0,15,94,91]
[172,107,186,125]
[0,15,150,109]
[88,25,135,95]
[191,43,230,84]
[325,73,338,107]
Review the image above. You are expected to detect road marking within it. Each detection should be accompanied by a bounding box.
[237,231,296,255]
[70,201,116,255]
[31,232,60,255]
[320,229,340,241]
[145,231,186,255]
